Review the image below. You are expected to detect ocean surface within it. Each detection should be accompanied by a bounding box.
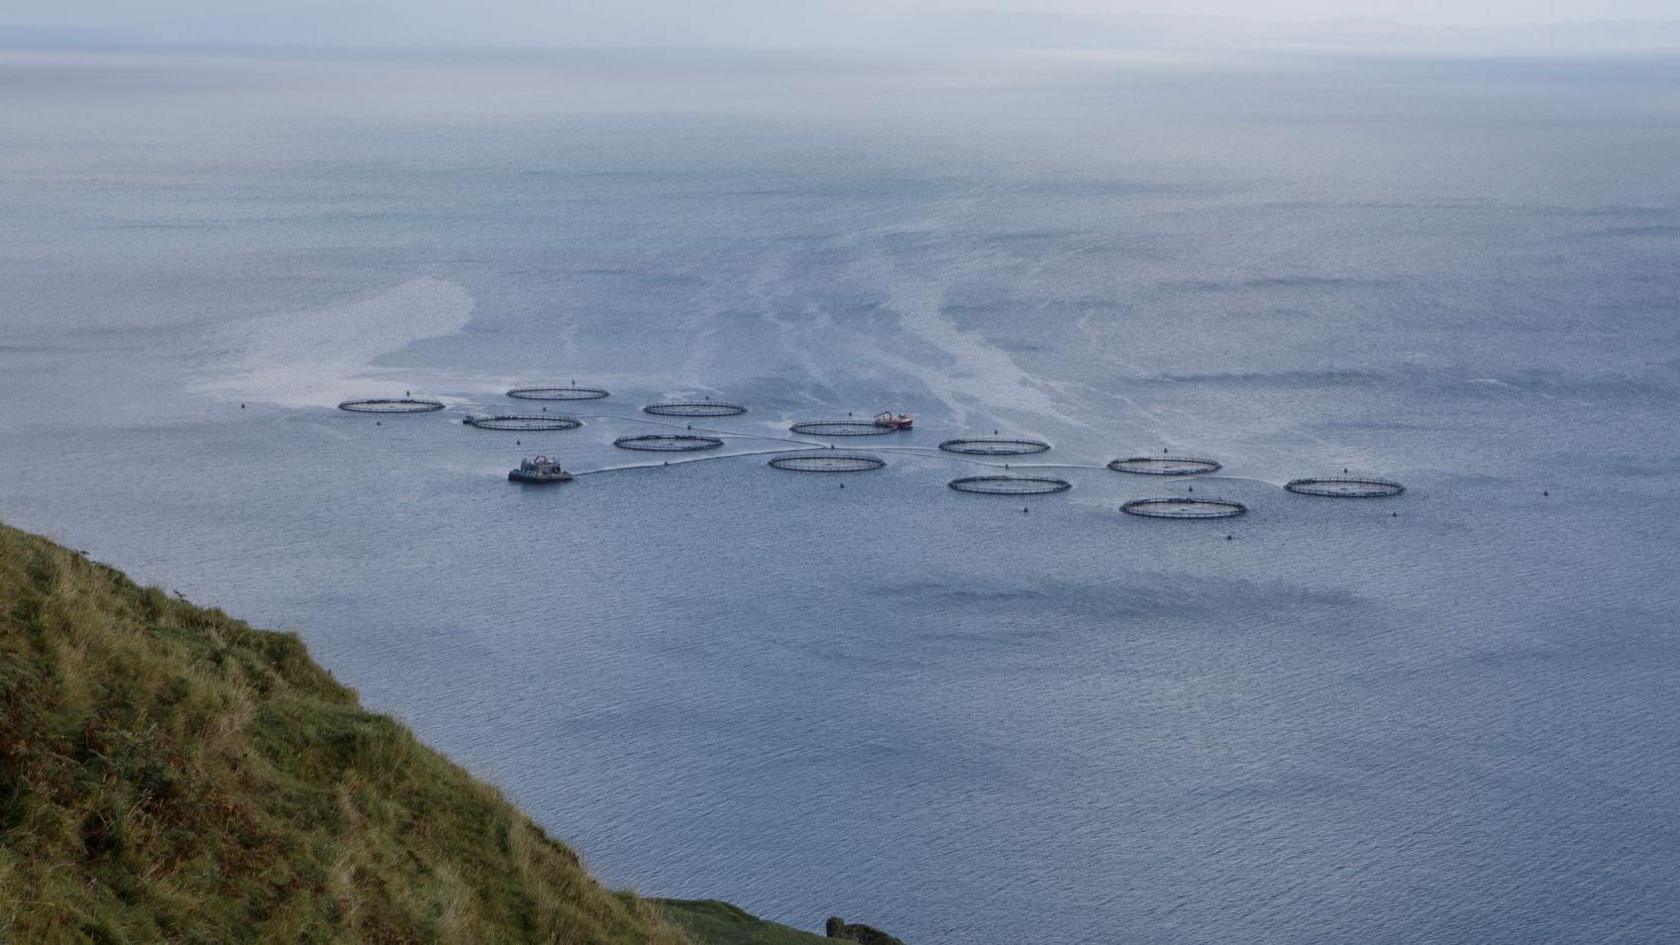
[2,47,1678,943]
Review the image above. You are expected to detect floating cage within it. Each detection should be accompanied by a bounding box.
[1108,456,1222,476]
[948,475,1071,495]
[768,452,887,472]
[338,398,446,414]
[938,437,1051,456]
[1122,497,1247,519]
[613,434,725,452]
[506,385,609,401]
[1285,477,1405,498]
[643,400,747,417]
[789,420,894,437]
[464,414,582,432]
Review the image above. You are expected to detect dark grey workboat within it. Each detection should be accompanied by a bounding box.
[508,455,572,484]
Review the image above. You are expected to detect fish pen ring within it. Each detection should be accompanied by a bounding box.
[1108,456,1222,476]
[788,420,895,437]
[938,437,1051,456]
[613,434,725,452]
[506,385,610,400]
[643,400,747,417]
[948,475,1071,495]
[464,414,583,431]
[338,398,446,413]
[1122,497,1247,519]
[768,452,887,472]
[1285,477,1405,498]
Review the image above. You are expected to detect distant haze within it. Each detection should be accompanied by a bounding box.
[3,1,1680,51]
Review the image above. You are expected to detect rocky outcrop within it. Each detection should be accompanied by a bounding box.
[826,916,906,945]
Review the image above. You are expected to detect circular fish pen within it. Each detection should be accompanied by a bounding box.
[1122,497,1247,519]
[643,400,747,417]
[464,414,582,432]
[938,437,1051,456]
[1285,477,1405,498]
[948,475,1071,495]
[613,434,725,452]
[768,452,887,473]
[1108,456,1222,476]
[506,385,609,401]
[338,398,446,414]
[788,420,894,437]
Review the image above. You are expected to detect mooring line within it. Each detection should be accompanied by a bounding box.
[990,462,1110,471]
[1182,474,1290,488]
[573,412,826,448]
[572,446,809,476]
[859,445,1096,471]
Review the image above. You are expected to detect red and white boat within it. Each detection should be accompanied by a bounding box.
[874,411,914,430]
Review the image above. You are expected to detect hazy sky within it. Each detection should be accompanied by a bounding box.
[5,1,1679,46]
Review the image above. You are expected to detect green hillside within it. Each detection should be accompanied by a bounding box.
[0,521,694,944]
[656,901,831,945]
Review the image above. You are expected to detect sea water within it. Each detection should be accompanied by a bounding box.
[2,48,1677,943]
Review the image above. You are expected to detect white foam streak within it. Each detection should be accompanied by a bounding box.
[195,277,473,408]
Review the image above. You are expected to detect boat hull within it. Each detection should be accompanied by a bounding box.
[508,471,573,483]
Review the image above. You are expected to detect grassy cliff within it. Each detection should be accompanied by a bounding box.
[656,901,830,945]
[0,521,702,944]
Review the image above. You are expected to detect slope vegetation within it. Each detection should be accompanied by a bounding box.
[0,522,689,945]
[657,901,831,945]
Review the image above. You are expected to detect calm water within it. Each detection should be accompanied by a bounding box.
[3,48,1678,943]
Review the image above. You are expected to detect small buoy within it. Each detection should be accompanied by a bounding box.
[847,411,853,417]
[1164,447,1169,454]
[240,403,246,409]
[1187,485,1193,493]
[1343,467,1349,474]
[839,482,844,489]
[1543,490,1549,496]
[1022,506,1029,514]
[1391,511,1398,517]
[516,440,521,446]
[375,420,381,426]
[1226,534,1233,541]
[993,429,999,435]
[1004,463,1011,470]
[663,460,669,465]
